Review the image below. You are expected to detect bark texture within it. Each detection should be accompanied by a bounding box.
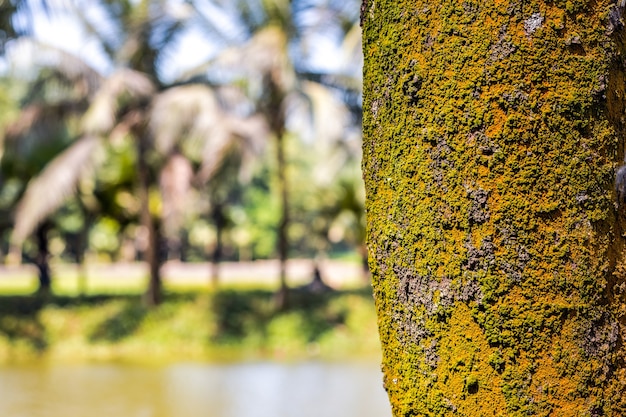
[362,1,626,415]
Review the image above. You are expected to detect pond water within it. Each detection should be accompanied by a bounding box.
[0,361,391,417]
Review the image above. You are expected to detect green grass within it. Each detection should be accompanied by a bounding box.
[0,287,382,364]
[0,272,231,297]
[0,276,149,297]
[0,277,38,295]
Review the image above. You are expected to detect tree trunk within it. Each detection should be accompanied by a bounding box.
[144,218,163,306]
[138,134,162,307]
[363,2,626,415]
[264,72,290,309]
[210,203,225,288]
[34,222,51,297]
[276,129,289,307]
[76,200,91,298]
[359,243,370,284]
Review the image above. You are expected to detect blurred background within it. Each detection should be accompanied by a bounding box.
[0,1,389,416]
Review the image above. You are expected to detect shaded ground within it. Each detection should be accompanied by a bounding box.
[0,287,381,362]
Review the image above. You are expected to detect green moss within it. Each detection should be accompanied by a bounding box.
[363,0,626,415]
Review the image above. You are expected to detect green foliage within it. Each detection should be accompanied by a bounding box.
[0,78,22,134]
[239,166,280,259]
[89,217,121,258]
[0,0,365,292]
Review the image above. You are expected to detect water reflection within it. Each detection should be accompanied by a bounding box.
[0,362,391,417]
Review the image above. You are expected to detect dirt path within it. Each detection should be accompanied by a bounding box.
[0,259,368,289]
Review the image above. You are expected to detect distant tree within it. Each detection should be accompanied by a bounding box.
[148,83,267,286]
[0,76,25,262]
[2,0,266,303]
[190,0,361,305]
[294,81,365,280]
[77,0,267,303]
[363,1,626,415]
[0,50,104,294]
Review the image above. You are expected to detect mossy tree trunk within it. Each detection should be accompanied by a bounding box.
[362,1,626,415]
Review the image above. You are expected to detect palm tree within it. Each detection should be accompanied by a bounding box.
[187,0,361,306]
[2,53,153,295]
[148,82,267,286]
[1,0,183,300]
[3,0,362,302]
[2,1,268,303]
[1,46,103,294]
[74,0,268,303]
[0,76,23,262]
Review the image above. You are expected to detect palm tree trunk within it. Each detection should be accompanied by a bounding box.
[210,203,225,288]
[138,134,162,307]
[76,200,91,298]
[363,1,626,414]
[275,130,289,309]
[358,244,370,284]
[145,219,163,306]
[165,235,182,262]
[77,256,88,298]
[265,73,290,309]
[34,222,51,297]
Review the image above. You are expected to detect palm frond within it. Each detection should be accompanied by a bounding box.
[3,101,83,165]
[11,135,101,246]
[82,68,155,134]
[302,80,348,145]
[339,22,363,72]
[196,113,268,184]
[286,80,360,185]
[0,0,54,52]
[227,113,268,182]
[149,83,222,156]
[160,152,193,238]
[175,4,295,84]
[185,25,292,88]
[149,82,268,183]
[190,0,250,46]
[67,1,121,61]
[13,38,103,92]
[241,25,290,76]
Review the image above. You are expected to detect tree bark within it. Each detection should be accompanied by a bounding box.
[359,243,370,284]
[144,218,163,306]
[138,133,162,307]
[363,1,626,415]
[210,203,225,288]
[34,222,51,297]
[276,128,289,306]
[76,199,91,298]
[264,72,290,309]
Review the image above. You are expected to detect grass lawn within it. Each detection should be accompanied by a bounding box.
[0,284,381,364]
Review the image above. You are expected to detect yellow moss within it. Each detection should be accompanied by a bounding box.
[437,303,507,416]
[364,0,626,415]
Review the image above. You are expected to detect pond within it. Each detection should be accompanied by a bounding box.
[0,361,392,417]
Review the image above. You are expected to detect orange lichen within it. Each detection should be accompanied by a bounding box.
[363,0,626,415]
